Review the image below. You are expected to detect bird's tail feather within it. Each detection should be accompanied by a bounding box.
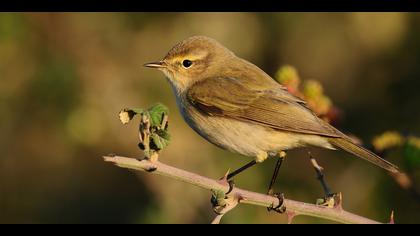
[328,137,400,173]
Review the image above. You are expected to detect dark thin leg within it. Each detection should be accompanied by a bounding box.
[267,156,285,195]
[267,152,287,213]
[227,160,257,180]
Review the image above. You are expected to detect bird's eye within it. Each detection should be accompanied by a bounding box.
[182,59,193,68]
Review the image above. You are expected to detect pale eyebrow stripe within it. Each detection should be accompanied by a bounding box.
[171,51,209,62]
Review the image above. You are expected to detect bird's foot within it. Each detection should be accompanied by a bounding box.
[267,192,286,214]
[225,179,235,195]
[218,170,235,195]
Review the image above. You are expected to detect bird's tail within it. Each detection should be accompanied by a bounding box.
[328,137,400,173]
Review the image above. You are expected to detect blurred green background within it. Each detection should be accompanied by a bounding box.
[0,13,419,224]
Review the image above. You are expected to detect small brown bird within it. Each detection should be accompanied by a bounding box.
[144,36,399,209]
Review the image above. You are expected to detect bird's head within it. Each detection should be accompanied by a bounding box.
[144,36,235,92]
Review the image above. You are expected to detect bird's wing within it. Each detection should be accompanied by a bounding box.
[187,77,341,137]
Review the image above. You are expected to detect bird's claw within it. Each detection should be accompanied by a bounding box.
[267,193,286,214]
[218,169,235,195]
[225,179,235,195]
[211,178,236,215]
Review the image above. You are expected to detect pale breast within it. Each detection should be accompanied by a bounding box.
[175,94,333,158]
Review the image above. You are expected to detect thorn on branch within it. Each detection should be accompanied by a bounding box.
[335,192,343,210]
[389,210,395,224]
[286,211,297,224]
[218,169,235,195]
[221,169,230,182]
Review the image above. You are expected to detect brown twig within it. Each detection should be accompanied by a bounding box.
[309,152,333,197]
[308,152,343,211]
[103,155,383,224]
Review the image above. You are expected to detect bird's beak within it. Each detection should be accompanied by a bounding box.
[143,61,166,69]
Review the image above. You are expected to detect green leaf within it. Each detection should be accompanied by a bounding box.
[211,189,227,207]
[148,103,169,127]
[151,131,171,150]
[156,129,171,141]
[119,103,171,156]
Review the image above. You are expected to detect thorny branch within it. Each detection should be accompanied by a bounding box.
[111,104,394,224]
[103,155,385,224]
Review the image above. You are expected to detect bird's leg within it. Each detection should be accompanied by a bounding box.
[226,160,257,180]
[226,152,267,181]
[267,151,287,213]
[223,160,256,195]
[227,152,268,180]
[223,152,267,195]
[267,151,286,195]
